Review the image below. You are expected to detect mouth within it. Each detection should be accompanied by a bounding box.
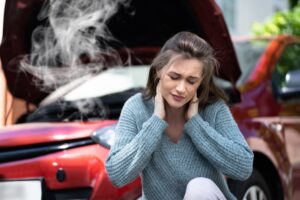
[171,94,185,102]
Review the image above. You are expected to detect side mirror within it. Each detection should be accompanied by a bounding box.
[279,69,300,100]
[285,69,300,88]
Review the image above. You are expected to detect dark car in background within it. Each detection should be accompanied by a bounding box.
[0,0,300,200]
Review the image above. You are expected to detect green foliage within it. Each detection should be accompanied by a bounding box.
[275,44,300,87]
[289,0,299,9]
[252,2,300,36]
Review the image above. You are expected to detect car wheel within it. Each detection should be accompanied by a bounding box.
[228,169,272,200]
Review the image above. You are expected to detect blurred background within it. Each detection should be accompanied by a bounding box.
[217,0,289,36]
[217,0,300,37]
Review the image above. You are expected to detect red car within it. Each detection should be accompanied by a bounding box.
[0,0,300,200]
[228,35,300,200]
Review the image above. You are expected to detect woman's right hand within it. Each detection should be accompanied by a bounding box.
[154,80,166,119]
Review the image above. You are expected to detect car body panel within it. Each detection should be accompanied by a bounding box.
[0,143,141,199]
[0,120,116,147]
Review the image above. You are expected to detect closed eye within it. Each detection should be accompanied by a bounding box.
[187,77,200,85]
[187,80,197,85]
[169,75,180,80]
[168,72,200,84]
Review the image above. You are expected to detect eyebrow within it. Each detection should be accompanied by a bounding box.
[168,71,201,80]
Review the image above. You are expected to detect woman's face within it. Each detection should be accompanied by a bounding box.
[158,56,204,109]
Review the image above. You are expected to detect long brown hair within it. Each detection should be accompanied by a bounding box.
[143,31,228,107]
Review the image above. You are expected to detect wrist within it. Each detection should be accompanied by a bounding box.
[154,112,164,119]
[186,110,198,120]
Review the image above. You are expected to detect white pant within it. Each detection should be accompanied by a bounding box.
[183,177,226,200]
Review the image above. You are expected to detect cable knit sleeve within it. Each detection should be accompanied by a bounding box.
[105,96,168,187]
[184,100,254,180]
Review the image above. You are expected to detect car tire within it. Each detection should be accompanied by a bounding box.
[227,169,272,200]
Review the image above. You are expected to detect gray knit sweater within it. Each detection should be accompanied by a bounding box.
[105,93,254,200]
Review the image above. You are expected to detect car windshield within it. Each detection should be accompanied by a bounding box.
[234,40,268,87]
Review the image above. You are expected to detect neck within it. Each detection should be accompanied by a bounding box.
[165,103,187,123]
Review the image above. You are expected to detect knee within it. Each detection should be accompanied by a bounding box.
[187,177,215,188]
[184,177,225,200]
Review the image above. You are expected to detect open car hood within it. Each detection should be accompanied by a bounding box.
[0,0,240,105]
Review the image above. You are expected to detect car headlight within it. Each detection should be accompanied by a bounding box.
[91,125,116,149]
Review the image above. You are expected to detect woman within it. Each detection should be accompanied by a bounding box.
[105,31,254,200]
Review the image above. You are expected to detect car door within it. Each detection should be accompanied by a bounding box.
[271,42,300,200]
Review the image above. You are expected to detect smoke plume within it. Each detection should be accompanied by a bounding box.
[21,0,129,92]
[20,0,131,120]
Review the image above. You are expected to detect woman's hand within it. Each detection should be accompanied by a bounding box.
[154,81,166,119]
[186,93,199,120]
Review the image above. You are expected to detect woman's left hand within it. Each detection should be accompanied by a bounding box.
[186,93,199,120]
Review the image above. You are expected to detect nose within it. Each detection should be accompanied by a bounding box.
[176,81,186,94]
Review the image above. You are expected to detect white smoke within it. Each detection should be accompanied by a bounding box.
[21,0,130,91]
[20,0,132,121]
